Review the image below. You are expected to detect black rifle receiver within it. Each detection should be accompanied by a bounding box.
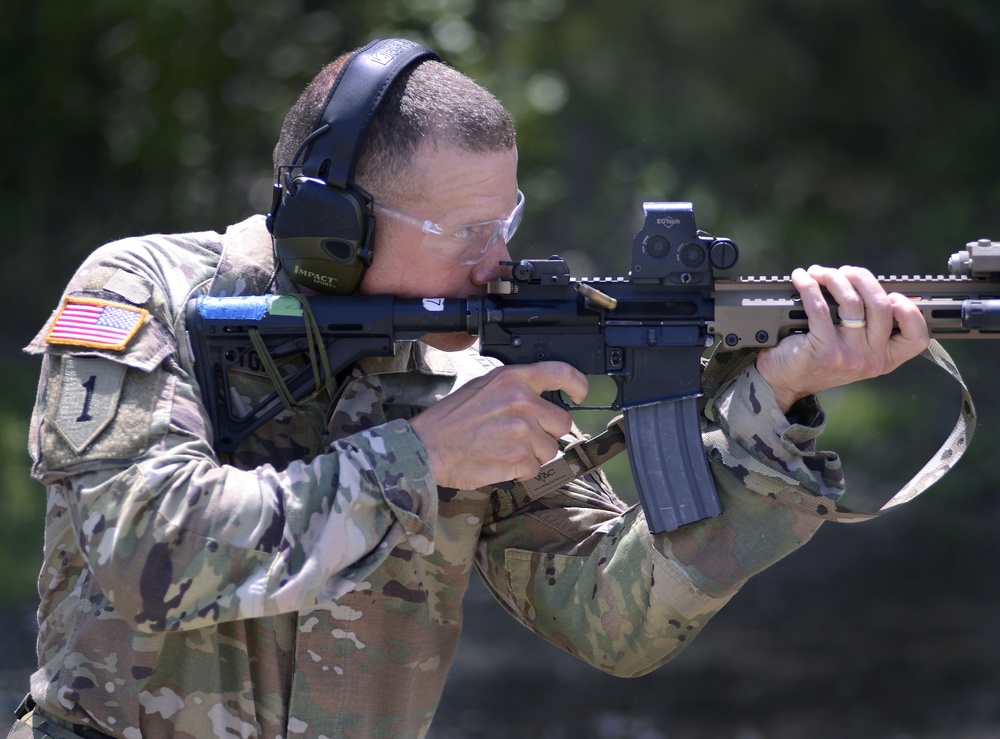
[477,203,739,531]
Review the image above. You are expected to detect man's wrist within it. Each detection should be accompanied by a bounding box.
[769,386,805,416]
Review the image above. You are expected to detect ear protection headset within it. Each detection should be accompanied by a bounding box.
[266,38,439,295]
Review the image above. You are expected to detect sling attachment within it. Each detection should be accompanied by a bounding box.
[248,293,333,412]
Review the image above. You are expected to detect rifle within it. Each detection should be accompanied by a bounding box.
[185,202,996,533]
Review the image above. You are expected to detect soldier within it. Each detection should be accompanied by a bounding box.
[11,40,929,738]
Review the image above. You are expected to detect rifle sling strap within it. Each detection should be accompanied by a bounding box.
[247,294,333,413]
[489,418,628,520]
[492,340,975,525]
[757,339,976,523]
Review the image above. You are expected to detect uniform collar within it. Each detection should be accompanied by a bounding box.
[211,215,277,297]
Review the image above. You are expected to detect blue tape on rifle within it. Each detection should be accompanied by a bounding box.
[197,295,271,320]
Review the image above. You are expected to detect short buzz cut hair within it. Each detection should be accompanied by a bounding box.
[273,47,516,201]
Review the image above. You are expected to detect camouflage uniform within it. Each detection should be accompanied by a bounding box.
[12,215,843,739]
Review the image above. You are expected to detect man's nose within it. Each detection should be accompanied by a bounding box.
[470,237,512,285]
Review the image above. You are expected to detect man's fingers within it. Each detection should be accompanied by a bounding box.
[760,264,931,412]
[803,264,899,342]
[839,266,896,340]
[806,265,868,325]
[887,292,931,366]
[490,363,586,444]
[513,361,590,406]
[790,267,839,343]
[409,361,589,491]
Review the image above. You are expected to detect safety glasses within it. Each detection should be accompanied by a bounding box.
[371,189,525,265]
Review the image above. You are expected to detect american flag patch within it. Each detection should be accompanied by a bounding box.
[45,297,148,351]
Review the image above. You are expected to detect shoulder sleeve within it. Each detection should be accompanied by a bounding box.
[27,235,439,633]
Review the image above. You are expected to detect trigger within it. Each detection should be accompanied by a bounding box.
[541,389,570,408]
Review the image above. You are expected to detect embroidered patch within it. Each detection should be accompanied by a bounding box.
[104,268,152,304]
[55,357,127,452]
[46,297,148,351]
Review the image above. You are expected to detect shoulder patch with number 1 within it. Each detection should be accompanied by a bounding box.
[55,357,127,452]
[46,296,148,351]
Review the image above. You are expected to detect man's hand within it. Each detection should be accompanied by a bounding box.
[409,362,589,491]
[756,264,930,413]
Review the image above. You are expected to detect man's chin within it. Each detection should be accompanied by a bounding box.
[420,333,478,352]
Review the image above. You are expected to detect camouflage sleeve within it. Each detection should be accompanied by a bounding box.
[28,254,439,634]
[33,350,438,632]
[703,360,843,499]
[475,362,836,678]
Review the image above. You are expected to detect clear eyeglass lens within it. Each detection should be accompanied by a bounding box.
[375,190,525,265]
[429,223,502,264]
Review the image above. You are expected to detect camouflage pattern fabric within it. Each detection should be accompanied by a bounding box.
[9,708,90,739]
[17,216,843,738]
[9,698,112,739]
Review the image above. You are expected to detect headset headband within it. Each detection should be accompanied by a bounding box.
[300,38,440,188]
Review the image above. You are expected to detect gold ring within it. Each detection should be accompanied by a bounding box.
[839,318,867,329]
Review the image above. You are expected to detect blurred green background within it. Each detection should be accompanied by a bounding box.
[2,0,998,736]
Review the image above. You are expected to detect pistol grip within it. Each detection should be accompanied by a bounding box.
[624,398,722,533]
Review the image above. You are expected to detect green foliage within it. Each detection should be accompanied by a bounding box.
[0,370,44,605]
[2,0,999,605]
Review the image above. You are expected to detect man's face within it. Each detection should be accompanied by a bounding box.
[359,143,519,351]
